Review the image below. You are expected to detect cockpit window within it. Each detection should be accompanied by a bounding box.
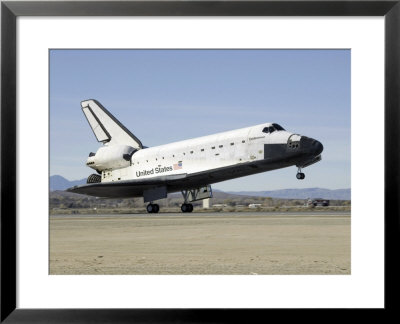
[263,124,285,134]
[272,123,285,131]
[263,126,276,134]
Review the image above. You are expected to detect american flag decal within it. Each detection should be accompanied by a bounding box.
[173,161,183,170]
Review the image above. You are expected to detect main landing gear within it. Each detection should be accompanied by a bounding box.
[181,203,193,213]
[146,203,159,213]
[181,189,196,213]
[296,167,305,180]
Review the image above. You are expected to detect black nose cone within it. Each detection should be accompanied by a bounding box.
[300,137,323,156]
[312,139,323,155]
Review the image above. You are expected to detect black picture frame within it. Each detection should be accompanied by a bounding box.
[1,0,398,322]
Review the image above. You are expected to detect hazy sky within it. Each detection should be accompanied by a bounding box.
[50,49,350,191]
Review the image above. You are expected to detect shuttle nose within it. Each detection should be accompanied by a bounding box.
[313,139,323,155]
[300,137,323,156]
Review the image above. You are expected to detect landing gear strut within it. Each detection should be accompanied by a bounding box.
[296,168,305,180]
[146,203,159,213]
[181,203,193,213]
[179,186,212,213]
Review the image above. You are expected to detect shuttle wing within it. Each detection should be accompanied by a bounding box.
[67,174,188,198]
[67,161,267,199]
[81,99,143,149]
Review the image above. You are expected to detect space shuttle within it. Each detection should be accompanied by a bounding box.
[67,99,323,213]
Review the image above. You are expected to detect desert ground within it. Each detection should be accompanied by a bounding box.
[49,211,350,275]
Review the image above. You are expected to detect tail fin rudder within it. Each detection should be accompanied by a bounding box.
[81,99,143,149]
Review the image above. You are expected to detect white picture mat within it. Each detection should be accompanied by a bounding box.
[17,17,384,308]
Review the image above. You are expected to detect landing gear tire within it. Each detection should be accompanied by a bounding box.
[181,203,193,213]
[296,172,305,180]
[146,203,160,213]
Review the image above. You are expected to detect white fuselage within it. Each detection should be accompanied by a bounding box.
[98,123,294,183]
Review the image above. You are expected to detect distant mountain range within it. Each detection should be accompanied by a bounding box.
[50,175,350,200]
[226,188,350,200]
[50,175,86,191]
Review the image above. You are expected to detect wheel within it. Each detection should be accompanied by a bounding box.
[297,172,305,180]
[187,204,193,213]
[153,204,159,213]
[146,204,154,213]
[181,204,188,213]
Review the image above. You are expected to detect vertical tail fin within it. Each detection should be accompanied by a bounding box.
[81,99,143,149]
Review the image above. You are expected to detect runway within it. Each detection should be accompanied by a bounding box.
[50,212,350,275]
